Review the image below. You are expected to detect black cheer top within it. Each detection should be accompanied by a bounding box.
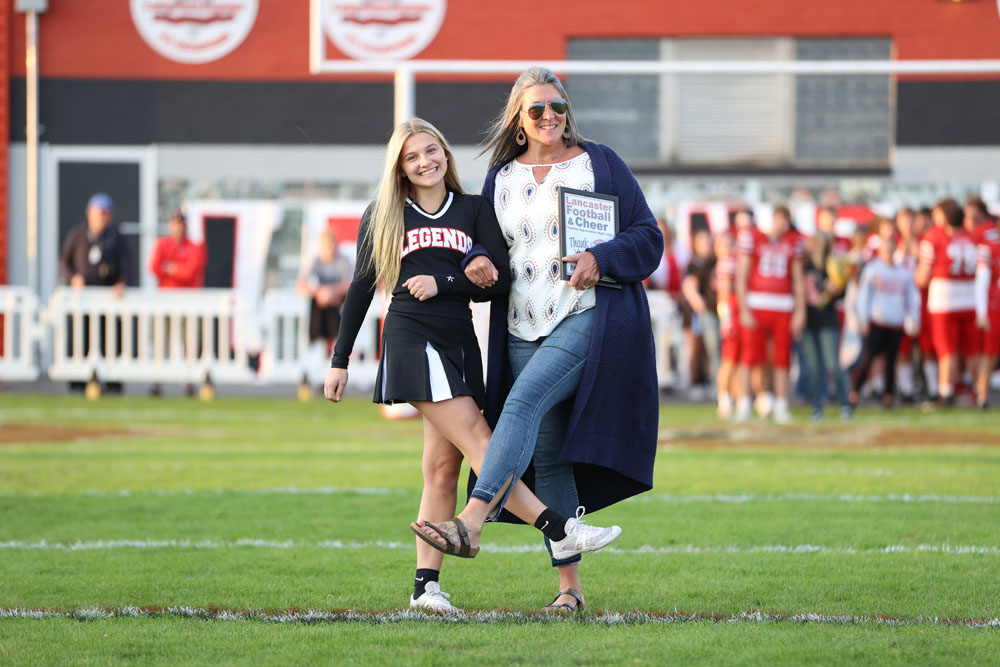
[331,191,511,369]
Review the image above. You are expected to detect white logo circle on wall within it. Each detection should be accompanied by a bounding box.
[323,1,447,61]
[130,0,259,64]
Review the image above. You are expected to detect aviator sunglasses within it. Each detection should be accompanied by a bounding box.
[523,98,568,120]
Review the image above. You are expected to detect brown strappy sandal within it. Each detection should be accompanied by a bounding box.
[409,517,480,558]
[543,588,585,614]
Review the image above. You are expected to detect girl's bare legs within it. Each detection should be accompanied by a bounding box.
[410,396,546,549]
[415,418,463,571]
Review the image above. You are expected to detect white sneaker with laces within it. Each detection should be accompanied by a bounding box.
[772,400,791,424]
[549,507,622,560]
[409,581,458,612]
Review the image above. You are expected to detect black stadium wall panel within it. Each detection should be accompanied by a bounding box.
[9,78,1000,147]
[9,79,511,146]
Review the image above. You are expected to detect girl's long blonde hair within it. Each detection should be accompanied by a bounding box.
[480,66,586,172]
[366,118,464,290]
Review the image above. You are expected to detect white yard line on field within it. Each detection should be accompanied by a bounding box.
[1,605,997,628]
[0,407,296,423]
[0,487,408,498]
[1,539,997,555]
[631,492,997,504]
[1,488,995,503]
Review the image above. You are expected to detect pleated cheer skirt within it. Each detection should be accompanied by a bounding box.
[374,311,486,410]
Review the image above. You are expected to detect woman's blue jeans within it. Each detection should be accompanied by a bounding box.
[800,325,850,412]
[471,308,594,566]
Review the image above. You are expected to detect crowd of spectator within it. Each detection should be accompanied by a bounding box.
[650,196,1000,421]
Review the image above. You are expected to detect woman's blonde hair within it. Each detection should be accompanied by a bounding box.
[366,118,464,290]
[480,66,586,171]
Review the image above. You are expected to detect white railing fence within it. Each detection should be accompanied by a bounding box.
[0,287,43,382]
[258,289,383,389]
[45,287,255,385]
[2,286,687,394]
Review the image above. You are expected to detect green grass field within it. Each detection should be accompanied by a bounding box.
[1,394,998,665]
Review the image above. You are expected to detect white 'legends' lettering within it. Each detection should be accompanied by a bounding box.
[401,227,473,258]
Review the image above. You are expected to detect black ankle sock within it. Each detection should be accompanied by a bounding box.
[534,509,568,542]
[414,568,439,599]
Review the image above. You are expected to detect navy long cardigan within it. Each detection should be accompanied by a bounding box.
[470,141,663,520]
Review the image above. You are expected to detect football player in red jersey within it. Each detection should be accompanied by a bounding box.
[975,216,1000,409]
[915,198,979,406]
[734,206,805,423]
[966,196,997,245]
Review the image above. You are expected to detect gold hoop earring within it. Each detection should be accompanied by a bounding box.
[515,128,526,146]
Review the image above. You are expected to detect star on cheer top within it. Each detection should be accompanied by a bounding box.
[446,275,455,282]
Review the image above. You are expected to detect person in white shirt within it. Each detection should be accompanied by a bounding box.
[850,225,921,408]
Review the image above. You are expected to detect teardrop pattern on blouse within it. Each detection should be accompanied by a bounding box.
[544,297,558,323]
[546,215,560,243]
[525,300,537,327]
[497,187,511,212]
[519,218,536,245]
[509,303,520,327]
[548,179,567,203]
[521,182,538,206]
[548,257,562,284]
[521,259,537,286]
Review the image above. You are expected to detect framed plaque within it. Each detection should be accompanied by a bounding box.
[558,187,621,288]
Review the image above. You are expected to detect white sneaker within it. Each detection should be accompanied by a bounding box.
[549,507,622,560]
[409,581,458,612]
[733,398,751,423]
[717,393,733,419]
[773,404,791,424]
[754,392,774,419]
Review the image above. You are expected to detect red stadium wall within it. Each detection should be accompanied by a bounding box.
[1,0,8,353]
[1,0,9,286]
[6,0,1000,81]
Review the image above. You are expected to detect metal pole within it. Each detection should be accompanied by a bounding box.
[394,65,414,128]
[317,58,1000,76]
[25,11,39,296]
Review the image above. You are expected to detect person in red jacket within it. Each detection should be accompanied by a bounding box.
[148,209,206,396]
[149,210,206,288]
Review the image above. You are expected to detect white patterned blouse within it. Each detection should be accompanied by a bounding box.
[494,152,596,341]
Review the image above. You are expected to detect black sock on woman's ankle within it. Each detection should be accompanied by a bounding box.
[414,568,439,599]
[534,509,568,542]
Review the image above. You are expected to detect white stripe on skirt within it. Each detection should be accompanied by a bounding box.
[425,342,454,402]
[380,349,388,398]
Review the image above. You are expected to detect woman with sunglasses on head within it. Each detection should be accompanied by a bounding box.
[325,117,621,613]
[412,67,662,613]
